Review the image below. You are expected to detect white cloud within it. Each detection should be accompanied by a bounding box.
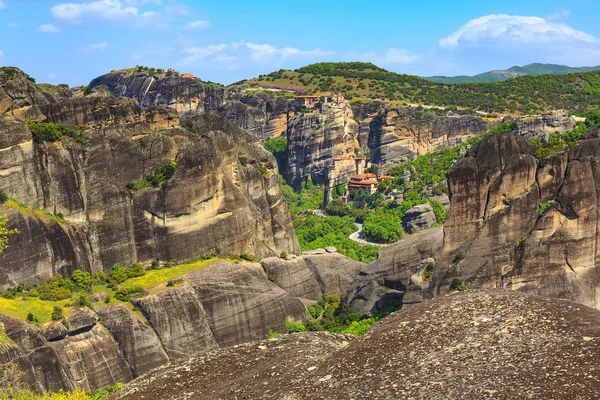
[440,14,596,49]
[186,19,211,30]
[179,42,332,68]
[86,42,109,52]
[181,44,228,65]
[245,42,332,61]
[38,24,61,33]
[51,0,138,22]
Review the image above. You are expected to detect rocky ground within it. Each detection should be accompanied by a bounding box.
[111,290,600,400]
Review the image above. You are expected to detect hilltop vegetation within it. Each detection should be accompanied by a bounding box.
[426,63,600,84]
[233,61,600,114]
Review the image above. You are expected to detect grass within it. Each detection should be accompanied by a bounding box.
[0,297,71,324]
[5,199,67,224]
[0,331,15,345]
[120,258,217,291]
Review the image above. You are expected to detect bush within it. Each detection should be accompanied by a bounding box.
[279,251,288,259]
[76,293,92,308]
[308,303,323,319]
[107,263,128,286]
[264,137,288,163]
[27,122,84,144]
[39,274,72,301]
[239,253,256,262]
[166,278,184,287]
[286,319,307,333]
[71,270,92,291]
[268,329,282,339]
[114,286,147,302]
[423,262,435,282]
[51,306,64,321]
[126,262,146,278]
[93,271,106,284]
[26,311,37,323]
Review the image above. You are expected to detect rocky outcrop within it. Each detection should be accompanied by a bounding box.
[345,130,600,314]
[402,203,436,233]
[515,109,575,139]
[89,71,225,119]
[0,68,57,121]
[187,261,307,347]
[356,104,490,168]
[132,285,218,361]
[261,252,364,300]
[112,290,600,400]
[284,101,359,188]
[217,93,292,141]
[0,106,299,287]
[96,305,169,378]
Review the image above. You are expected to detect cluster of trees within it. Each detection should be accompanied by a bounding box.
[282,294,397,336]
[27,122,85,144]
[253,62,600,113]
[532,110,600,158]
[264,137,287,165]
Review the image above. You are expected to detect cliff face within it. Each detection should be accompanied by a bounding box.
[89,71,225,119]
[355,103,490,168]
[0,72,299,287]
[217,93,292,141]
[345,130,600,315]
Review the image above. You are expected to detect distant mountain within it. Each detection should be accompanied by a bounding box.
[425,63,600,84]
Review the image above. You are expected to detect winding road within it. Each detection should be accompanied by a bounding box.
[349,223,387,247]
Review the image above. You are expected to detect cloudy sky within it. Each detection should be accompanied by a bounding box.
[2,0,600,86]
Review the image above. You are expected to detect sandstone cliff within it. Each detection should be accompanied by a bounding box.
[112,290,600,400]
[89,71,225,119]
[0,106,299,286]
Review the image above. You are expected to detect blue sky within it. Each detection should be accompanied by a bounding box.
[2,0,600,86]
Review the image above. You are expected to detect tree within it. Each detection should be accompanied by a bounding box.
[71,270,92,291]
[76,293,92,308]
[0,214,18,255]
[51,306,64,321]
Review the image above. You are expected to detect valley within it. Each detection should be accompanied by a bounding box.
[2,60,600,399]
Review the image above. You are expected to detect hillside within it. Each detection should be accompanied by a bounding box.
[231,61,600,114]
[426,63,600,84]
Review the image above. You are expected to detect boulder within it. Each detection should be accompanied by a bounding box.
[41,321,68,341]
[66,307,98,334]
[402,203,436,233]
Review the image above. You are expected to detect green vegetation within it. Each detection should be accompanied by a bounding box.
[285,294,396,336]
[264,136,288,164]
[267,329,282,339]
[0,213,18,256]
[447,279,469,293]
[27,122,85,144]
[126,161,177,190]
[423,262,435,282]
[538,200,556,215]
[0,257,218,324]
[237,62,600,113]
[425,63,600,84]
[279,176,324,215]
[532,110,600,159]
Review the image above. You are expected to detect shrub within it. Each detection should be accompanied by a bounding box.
[26,311,37,323]
[126,262,146,278]
[166,278,184,287]
[453,248,468,263]
[448,279,469,293]
[76,293,92,308]
[107,263,128,286]
[39,274,72,301]
[268,329,282,339]
[51,306,64,321]
[422,262,435,282]
[279,251,288,259]
[264,137,288,163]
[308,303,323,319]
[538,200,556,215]
[114,286,147,302]
[71,270,92,291]
[286,319,307,333]
[27,122,84,144]
[239,253,256,262]
[93,271,106,284]
[181,119,194,133]
[163,262,172,269]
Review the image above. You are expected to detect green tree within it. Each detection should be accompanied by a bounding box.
[71,270,92,291]
[51,306,64,321]
[0,214,18,255]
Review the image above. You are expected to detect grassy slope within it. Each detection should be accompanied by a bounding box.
[0,259,218,324]
[230,61,600,114]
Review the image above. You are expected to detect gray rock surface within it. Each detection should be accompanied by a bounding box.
[402,203,436,233]
[112,290,600,400]
[132,285,218,361]
[96,304,170,377]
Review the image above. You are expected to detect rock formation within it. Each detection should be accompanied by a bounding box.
[346,130,600,315]
[89,70,225,118]
[0,74,299,286]
[514,109,575,139]
[111,290,600,400]
[0,260,310,392]
[402,203,436,233]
